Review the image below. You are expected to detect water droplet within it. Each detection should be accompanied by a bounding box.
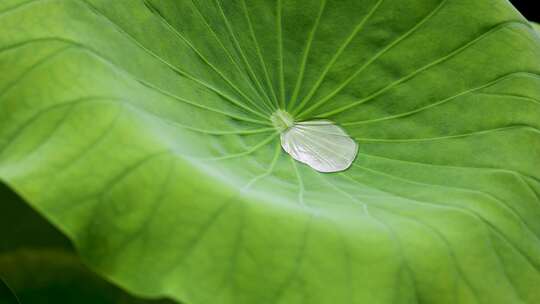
[272,111,358,173]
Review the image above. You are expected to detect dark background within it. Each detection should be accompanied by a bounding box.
[0,183,175,304]
[510,0,539,22]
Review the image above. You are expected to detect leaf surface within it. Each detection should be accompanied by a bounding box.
[0,1,539,303]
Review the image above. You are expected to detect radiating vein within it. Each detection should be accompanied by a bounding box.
[342,71,540,126]
[343,171,530,301]
[0,44,73,102]
[361,152,540,184]
[0,40,271,127]
[340,172,477,302]
[166,142,283,272]
[12,35,272,126]
[300,20,530,119]
[241,0,280,108]
[80,0,270,121]
[188,0,276,111]
[293,0,384,114]
[348,163,540,272]
[291,132,540,244]
[276,0,286,108]
[214,0,276,113]
[210,142,283,298]
[354,125,540,143]
[194,132,278,161]
[287,0,326,112]
[477,92,540,105]
[358,157,540,242]
[143,0,271,116]
[298,0,447,115]
[0,38,273,135]
[323,181,419,303]
[107,156,177,258]
[291,158,305,206]
[0,0,41,17]
[0,96,115,156]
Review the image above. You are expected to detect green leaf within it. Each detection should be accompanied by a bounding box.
[0,0,539,303]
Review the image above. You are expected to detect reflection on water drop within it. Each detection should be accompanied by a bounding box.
[272,111,358,173]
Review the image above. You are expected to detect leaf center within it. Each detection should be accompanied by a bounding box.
[271,110,294,132]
